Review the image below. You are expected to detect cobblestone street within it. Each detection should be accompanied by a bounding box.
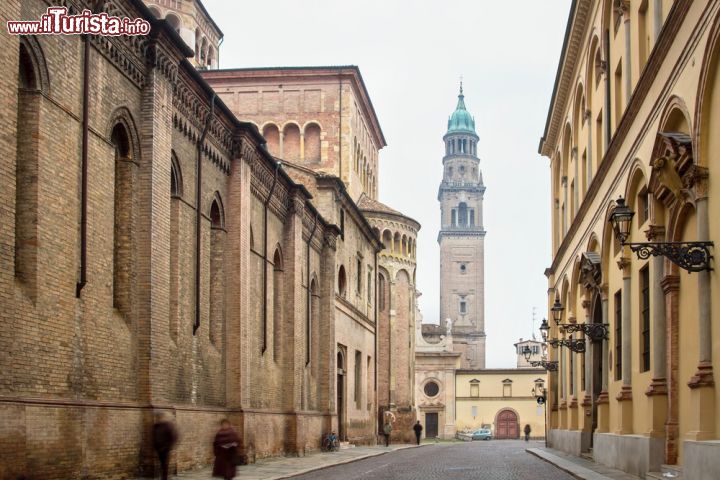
[291,440,574,480]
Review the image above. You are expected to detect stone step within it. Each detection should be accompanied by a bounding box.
[339,441,355,449]
[579,452,594,461]
[660,464,683,479]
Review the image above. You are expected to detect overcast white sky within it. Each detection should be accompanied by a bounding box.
[204,0,572,367]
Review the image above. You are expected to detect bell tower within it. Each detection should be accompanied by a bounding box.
[438,83,486,369]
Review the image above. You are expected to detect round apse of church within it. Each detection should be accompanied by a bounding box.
[424,381,440,397]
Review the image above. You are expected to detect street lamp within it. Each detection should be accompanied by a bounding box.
[522,345,532,362]
[609,196,714,272]
[539,318,549,342]
[549,299,609,342]
[550,298,564,325]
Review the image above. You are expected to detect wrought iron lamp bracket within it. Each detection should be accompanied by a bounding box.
[558,323,610,341]
[529,360,558,372]
[625,241,713,273]
[547,338,586,353]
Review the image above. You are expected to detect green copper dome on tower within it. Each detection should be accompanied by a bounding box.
[446,83,476,134]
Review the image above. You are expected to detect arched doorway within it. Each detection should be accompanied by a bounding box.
[337,349,346,440]
[590,292,603,447]
[495,409,519,439]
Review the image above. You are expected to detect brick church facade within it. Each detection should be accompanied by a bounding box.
[0,0,418,478]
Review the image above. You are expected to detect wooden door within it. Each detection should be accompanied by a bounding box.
[425,413,438,438]
[495,409,518,439]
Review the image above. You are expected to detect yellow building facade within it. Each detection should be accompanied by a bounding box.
[539,1,720,478]
[455,370,547,440]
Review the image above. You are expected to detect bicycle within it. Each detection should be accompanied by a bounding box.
[321,432,339,452]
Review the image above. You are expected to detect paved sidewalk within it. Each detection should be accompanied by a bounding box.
[157,444,425,480]
[527,448,642,480]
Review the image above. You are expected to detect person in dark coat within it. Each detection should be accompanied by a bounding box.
[412,421,423,445]
[152,413,178,480]
[213,419,241,480]
[382,421,393,447]
[524,424,532,442]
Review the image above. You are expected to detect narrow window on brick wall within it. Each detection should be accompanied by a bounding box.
[304,123,321,163]
[112,122,136,320]
[378,273,386,311]
[15,41,41,298]
[355,350,362,409]
[169,153,183,342]
[356,257,362,294]
[209,197,225,346]
[338,265,347,297]
[272,248,283,362]
[367,268,372,304]
[367,355,373,410]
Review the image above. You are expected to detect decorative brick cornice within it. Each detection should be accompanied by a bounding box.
[617,256,631,276]
[616,385,633,401]
[645,378,668,396]
[644,225,666,241]
[688,362,715,389]
[661,274,680,294]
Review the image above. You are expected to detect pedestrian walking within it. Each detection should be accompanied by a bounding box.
[213,419,241,480]
[524,424,531,442]
[152,413,178,480]
[412,421,423,445]
[382,420,393,447]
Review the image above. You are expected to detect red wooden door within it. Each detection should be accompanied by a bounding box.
[496,410,518,439]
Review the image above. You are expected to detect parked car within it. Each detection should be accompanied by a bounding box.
[471,428,492,440]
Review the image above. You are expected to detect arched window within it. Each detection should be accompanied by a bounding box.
[304,123,321,163]
[209,197,225,346]
[382,230,392,251]
[15,41,42,295]
[262,124,280,157]
[112,122,135,319]
[283,123,301,160]
[273,248,283,361]
[169,153,183,341]
[458,202,468,226]
[338,265,347,297]
[165,13,181,33]
[378,274,386,311]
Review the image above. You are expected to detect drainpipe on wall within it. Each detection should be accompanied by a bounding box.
[261,162,281,352]
[194,94,215,334]
[338,74,342,182]
[76,0,106,297]
[306,213,318,366]
[604,29,611,152]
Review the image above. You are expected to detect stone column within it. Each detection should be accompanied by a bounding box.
[596,285,610,433]
[562,177,568,235]
[581,299,593,435]
[299,133,305,162]
[661,274,680,465]
[585,110,593,187]
[572,148,579,214]
[568,316,579,430]
[645,226,667,438]
[653,0,662,41]
[618,0,632,105]
[687,168,714,440]
[616,257,633,434]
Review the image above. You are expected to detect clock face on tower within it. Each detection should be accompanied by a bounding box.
[438,85,487,369]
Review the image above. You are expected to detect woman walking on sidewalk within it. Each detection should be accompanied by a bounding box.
[213,419,241,480]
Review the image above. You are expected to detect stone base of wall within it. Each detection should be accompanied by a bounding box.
[0,400,338,479]
[593,432,664,477]
[547,429,588,456]
[389,408,417,444]
[684,440,720,480]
